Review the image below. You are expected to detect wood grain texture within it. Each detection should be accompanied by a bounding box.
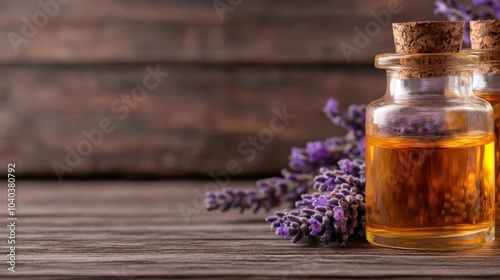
[0,181,499,279]
[1,0,445,177]
[3,65,383,178]
[0,0,440,64]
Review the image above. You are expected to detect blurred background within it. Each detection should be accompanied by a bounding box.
[4,0,442,180]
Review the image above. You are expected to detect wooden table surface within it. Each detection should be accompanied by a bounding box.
[3,181,500,279]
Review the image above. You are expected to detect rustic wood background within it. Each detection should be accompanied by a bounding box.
[3,0,441,179]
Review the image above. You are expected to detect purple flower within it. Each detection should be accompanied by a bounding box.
[323,98,340,115]
[290,147,306,170]
[473,0,491,6]
[458,5,474,20]
[493,0,500,9]
[267,161,366,246]
[338,159,353,174]
[464,25,472,46]
[290,147,302,160]
[325,178,336,191]
[324,137,345,149]
[276,223,289,239]
[434,0,452,14]
[333,206,344,221]
[306,141,330,162]
[309,219,322,236]
[208,96,367,246]
[347,104,366,124]
[357,137,366,155]
[312,195,329,207]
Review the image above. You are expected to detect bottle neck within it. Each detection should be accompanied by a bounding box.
[473,73,500,94]
[386,71,474,99]
[468,49,500,94]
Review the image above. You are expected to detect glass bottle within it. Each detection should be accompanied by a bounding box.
[366,52,495,249]
[471,54,500,225]
[470,20,500,225]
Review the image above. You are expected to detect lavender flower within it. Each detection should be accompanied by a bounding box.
[312,195,329,207]
[357,137,366,155]
[288,99,365,174]
[306,141,330,162]
[313,159,365,193]
[276,223,289,239]
[205,170,313,213]
[379,113,446,135]
[289,137,355,174]
[338,159,353,173]
[206,97,367,247]
[266,154,366,247]
[205,188,260,213]
[323,97,340,115]
[333,206,345,221]
[290,147,307,171]
[266,160,366,246]
[323,98,366,141]
[309,219,322,235]
[206,98,366,215]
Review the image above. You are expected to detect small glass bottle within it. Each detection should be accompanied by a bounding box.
[366,21,495,250]
[470,20,500,225]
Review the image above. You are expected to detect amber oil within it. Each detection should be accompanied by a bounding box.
[366,133,495,249]
[475,92,500,224]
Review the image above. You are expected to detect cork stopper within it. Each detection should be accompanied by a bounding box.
[470,20,500,74]
[470,20,500,50]
[393,21,464,54]
[391,21,464,78]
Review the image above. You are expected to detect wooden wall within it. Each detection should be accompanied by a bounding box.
[3,0,441,179]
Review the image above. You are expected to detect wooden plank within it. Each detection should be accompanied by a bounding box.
[0,0,440,63]
[0,181,499,278]
[2,65,383,178]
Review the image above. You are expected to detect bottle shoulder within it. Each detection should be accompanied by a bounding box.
[366,96,494,136]
[367,95,493,114]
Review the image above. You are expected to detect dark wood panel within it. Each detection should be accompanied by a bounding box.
[1,181,499,278]
[2,64,383,178]
[0,0,441,63]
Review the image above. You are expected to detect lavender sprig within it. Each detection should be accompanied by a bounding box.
[205,170,313,213]
[289,98,366,174]
[205,98,366,214]
[313,159,365,194]
[289,136,363,174]
[266,159,366,246]
[323,98,366,142]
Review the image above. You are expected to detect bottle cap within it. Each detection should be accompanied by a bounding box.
[387,21,467,78]
[393,21,464,54]
[470,20,500,50]
[470,20,500,74]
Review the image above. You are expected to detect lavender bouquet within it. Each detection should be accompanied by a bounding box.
[205,98,367,246]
